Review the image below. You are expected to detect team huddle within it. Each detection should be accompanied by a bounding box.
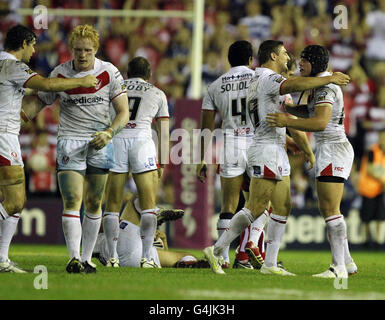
[0,23,356,278]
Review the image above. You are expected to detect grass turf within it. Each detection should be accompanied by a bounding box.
[1,244,385,300]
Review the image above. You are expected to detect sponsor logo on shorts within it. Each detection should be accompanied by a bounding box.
[119,221,128,229]
[278,166,282,174]
[10,151,17,159]
[62,156,70,164]
[253,165,261,176]
[148,158,155,167]
[334,166,344,172]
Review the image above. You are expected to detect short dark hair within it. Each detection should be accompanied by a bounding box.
[257,40,284,65]
[228,40,253,67]
[127,56,151,80]
[4,25,36,51]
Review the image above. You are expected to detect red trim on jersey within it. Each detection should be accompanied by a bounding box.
[263,165,276,179]
[23,73,39,88]
[111,91,125,101]
[0,155,11,166]
[320,163,333,176]
[156,116,170,119]
[58,71,110,95]
[278,79,288,95]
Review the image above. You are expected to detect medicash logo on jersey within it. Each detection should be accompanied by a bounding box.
[62,96,105,105]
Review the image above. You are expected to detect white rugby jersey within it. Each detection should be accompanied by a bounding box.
[38,58,126,139]
[0,51,38,134]
[306,71,347,144]
[247,67,287,146]
[114,77,169,138]
[201,66,255,137]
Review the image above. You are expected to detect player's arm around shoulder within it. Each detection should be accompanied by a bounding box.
[25,73,98,92]
[279,72,350,95]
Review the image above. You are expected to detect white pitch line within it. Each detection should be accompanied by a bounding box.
[180,288,385,300]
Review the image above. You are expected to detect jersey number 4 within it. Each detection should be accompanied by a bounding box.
[231,98,247,125]
[232,97,259,126]
[128,96,142,120]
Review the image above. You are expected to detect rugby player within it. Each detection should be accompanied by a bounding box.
[94,194,207,268]
[235,53,316,270]
[196,40,260,268]
[203,40,350,275]
[266,45,357,278]
[102,56,169,268]
[26,25,129,273]
[0,25,98,273]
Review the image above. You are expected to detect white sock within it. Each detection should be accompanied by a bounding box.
[214,208,254,257]
[102,211,120,259]
[140,209,157,260]
[0,213,20,262]
[0,202,9,221]
[216,216,232,263]
[249,209,269,244]
[326,215,346,267]
[81,211,102,263]
[265,213,287,267]
[342,218,353,264]
[62,211,82,259]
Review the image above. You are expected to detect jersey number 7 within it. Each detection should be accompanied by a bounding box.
[128,96,142,120]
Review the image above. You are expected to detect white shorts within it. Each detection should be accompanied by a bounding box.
[315,141,354,180]
[116,221,160,267]
[0,133,23,167]
[56,138,114,171]
[110,136,158,174]
[247,144,290,181]
[218,136,253,178]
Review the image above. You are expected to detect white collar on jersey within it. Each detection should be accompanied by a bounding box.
[127,77,147,83]
[0,51,18,61]
[71,57,101,73]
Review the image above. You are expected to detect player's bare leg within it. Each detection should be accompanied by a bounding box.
[313,180,351,278]
[103,172,128,265]
[58,170,84,272]
[218,175,243,266]
[81,172,109,270]
[0,166,26,273]
[133,170,159,267]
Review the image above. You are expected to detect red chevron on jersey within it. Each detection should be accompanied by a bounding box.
[58,71,110,95]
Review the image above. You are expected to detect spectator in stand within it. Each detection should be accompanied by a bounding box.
[357,129,385,249]
[362,0,385,77]
[344,62,376,160]
[238,1,272,49]
[26,131,57,195]
[35,20,71,77]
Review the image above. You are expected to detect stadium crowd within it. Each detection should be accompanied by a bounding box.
[0,0,384,230]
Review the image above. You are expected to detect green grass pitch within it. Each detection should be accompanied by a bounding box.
[1,244,385,300]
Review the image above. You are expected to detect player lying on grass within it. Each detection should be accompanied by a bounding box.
[93,194,209,268]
